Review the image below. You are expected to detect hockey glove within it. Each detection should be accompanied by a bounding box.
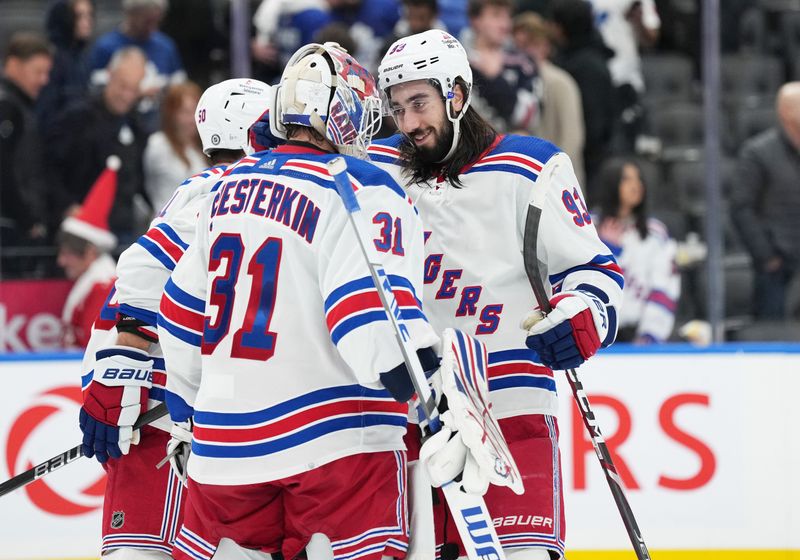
[166,419,193,486]
[419,329,523,496]
[80,346,153,463]
[522,290,608,370]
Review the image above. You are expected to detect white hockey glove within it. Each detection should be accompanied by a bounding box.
[418,329,524,496]
[165,419,192,486]
[80,346,153,463]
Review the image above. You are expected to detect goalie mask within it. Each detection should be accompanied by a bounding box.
[274,42,382,159]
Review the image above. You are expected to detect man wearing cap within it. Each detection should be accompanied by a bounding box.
[58,158,119,348]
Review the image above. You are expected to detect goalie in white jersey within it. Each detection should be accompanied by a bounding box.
[371,30,624,560]
[78,78,278,559]
[158,42,439,560]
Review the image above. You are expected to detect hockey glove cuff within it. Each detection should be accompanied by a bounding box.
[80,346,153,463]
[522,290,608,370]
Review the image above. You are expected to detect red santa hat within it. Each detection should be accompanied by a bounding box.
[60,156,120,252]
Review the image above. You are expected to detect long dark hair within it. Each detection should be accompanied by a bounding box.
[397,83,498,187]
[597,158,648,239]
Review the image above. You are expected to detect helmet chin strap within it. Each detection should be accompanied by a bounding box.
[436,93,470,164]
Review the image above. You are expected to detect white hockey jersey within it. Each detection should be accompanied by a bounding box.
[598,217,679,342]
[369,134,623,419]
[157,145,438,485]
[80,165,229,432]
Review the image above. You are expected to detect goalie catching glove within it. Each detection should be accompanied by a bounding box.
[522,290,608,370]
[418,329,524,496]
[80,346,153,463]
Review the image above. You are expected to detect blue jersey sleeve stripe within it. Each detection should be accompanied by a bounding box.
[119,303,158,327]
[324,276,375,310]
[488,348,541,364]
[155,223,189,250]
[549,254,624,290]
[136,237,177,271]
[157,314,202,346]
[465,164,539,183]
[330,310,389,344]
[489,375,556,392]
[149,387,166,402]
[324,275,419,311]
[194,384,393,425]
[164,278,205,313]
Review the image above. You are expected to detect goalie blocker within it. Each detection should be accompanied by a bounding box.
[407,330,564,559]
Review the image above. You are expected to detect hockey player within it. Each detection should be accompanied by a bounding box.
[371,30,624,560]
[78,78,278,559]
[157,42,439,560]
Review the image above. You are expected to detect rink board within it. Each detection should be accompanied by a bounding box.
[0,345,798,559]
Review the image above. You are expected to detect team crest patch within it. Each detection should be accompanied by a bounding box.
[110,511,125,529]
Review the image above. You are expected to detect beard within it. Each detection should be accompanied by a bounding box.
[410,119,454,164]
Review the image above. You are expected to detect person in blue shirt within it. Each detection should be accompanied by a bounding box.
[87,0,185,134]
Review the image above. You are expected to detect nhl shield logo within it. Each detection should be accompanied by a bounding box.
[111,511,125,529]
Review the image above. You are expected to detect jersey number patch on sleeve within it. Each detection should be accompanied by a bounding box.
[562,188,592,227]
[202,233,282,360]
[372,212,404,255]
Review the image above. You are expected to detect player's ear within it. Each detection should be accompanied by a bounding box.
[451,83,466,114]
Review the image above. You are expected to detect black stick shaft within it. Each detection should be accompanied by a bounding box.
[523,205,651,560]
[0,402,168,499]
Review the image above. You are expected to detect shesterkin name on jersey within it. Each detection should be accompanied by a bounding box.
[209,174,322,244]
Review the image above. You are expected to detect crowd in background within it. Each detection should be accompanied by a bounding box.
[1,0,799,344]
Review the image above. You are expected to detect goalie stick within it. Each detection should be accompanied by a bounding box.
[327,157,508,560]
[0,402,168,499]
[522,201,651,560]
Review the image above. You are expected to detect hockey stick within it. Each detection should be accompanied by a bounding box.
[327,157,508,560]
[522,203,651,560]
[0,402,169,499]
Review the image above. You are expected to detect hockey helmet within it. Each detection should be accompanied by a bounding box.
[196,79,277,156]
[274,42,382,159]
[378,30,473,162]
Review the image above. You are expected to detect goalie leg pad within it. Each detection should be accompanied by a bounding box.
[420,329,524,495]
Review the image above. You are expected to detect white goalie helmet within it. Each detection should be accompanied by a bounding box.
[378,30,473,161]
[274,42,382,158]
[196,78,274,156]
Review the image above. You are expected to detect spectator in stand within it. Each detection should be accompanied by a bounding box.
[463,0,541,133]
[160,0,219,88]
[589,0,660,152]
[252,0,330,83]
[48,47,148,246]
[595,158,680,343]
[551,0,615,202]
[87,0,185,134]
[144,81,206,213]
[395,0,446,37]
[58,158,119,349]
[731,82,800,320]
[513,11,585,184]
[37,0,95,133]
[0,33,53,279]
[252,0,400,79]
